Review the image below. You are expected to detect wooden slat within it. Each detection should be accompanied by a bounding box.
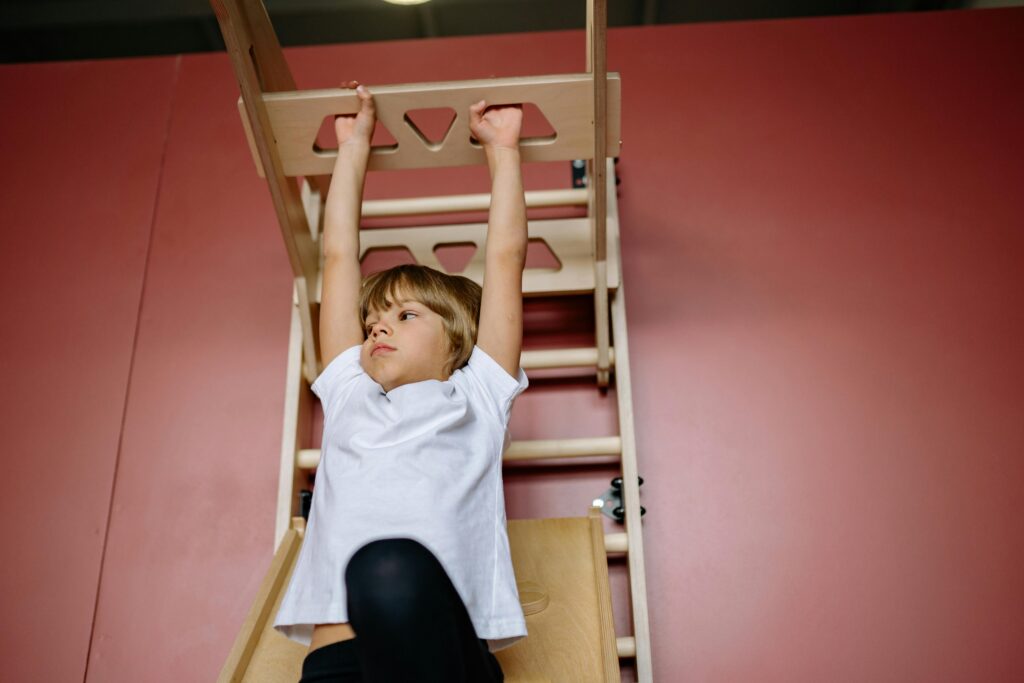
[253,73,621,176]
[314,217,620,300]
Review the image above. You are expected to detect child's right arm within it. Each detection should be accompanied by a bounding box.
[320,82,375,367]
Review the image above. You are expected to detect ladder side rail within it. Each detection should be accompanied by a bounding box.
[275,297,315,547]
[211,0,322,382]
[607,157,654,681]
[587,0,612,387]
[223,0,334,195]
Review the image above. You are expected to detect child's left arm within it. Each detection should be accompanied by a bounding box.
[468,100,527,379]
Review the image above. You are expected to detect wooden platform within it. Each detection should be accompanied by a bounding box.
[218,509,618,682]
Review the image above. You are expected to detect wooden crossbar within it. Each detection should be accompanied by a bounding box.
[296,436,622,469]
[314,217,620,299]
[520,346,616,370]
[505,437,622,461]
[240,74,621,177]
[361,188,588,217]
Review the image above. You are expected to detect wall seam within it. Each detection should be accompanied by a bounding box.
[81,54,182,683]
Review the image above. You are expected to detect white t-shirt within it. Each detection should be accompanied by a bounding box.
[273,344,529,653]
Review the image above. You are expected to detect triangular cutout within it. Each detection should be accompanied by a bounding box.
[433,242,478,274]
[525,238,561,271]
[360,246,417,276]
[315,116,398,153]
[520,102,557,143]
[404,107,457,149]
[469,102,557,147]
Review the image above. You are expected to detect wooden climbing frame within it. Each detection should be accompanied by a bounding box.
[211,0,653,680]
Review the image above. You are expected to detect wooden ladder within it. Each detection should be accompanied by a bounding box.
[211,1,652,680]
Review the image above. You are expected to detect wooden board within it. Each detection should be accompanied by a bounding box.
[218,515,618,682]
[249,73,621,176]
[311,217,621,300]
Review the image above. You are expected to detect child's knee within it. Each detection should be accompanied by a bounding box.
[344,537,440,592]
[345,538,447,626]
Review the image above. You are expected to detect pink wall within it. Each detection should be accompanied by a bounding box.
[1,8,1022,682]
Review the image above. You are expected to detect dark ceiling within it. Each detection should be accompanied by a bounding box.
[0,0,1012,64]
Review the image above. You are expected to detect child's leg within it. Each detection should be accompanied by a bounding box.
[299,637,362,683]
[344,538,504,683]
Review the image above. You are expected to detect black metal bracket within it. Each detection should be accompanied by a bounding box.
[571,157,621,189]
[594,476,645,523]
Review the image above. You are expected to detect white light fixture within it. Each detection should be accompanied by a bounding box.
[382,0,432,5]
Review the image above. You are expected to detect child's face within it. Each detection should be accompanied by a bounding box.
[360,293,451,393]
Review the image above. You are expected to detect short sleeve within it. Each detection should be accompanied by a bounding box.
[310,345,363,415]
[457,345,529,425]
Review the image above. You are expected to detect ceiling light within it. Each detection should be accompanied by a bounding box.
[382,0,432,5]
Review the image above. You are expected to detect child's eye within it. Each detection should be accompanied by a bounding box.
[400,311,416,321]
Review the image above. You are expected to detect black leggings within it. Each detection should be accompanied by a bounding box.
[299,538,505,683]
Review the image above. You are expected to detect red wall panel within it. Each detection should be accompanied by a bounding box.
[0,58,178,682]
[80,52,297,682]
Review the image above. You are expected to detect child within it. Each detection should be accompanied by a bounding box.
[273,81,529,683]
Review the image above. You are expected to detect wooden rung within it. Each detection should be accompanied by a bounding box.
[521,346,616,370]
[316,217,621,299]
[604,532,628,553]
[362,188,588,218]
[251,73,622,176]
[501,440,618,462]
[298,436,621,469]
[505,436,622,462]
[297,449,318,470]
[616,636,637,659]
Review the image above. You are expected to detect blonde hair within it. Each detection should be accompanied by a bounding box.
[359,264,482,375]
